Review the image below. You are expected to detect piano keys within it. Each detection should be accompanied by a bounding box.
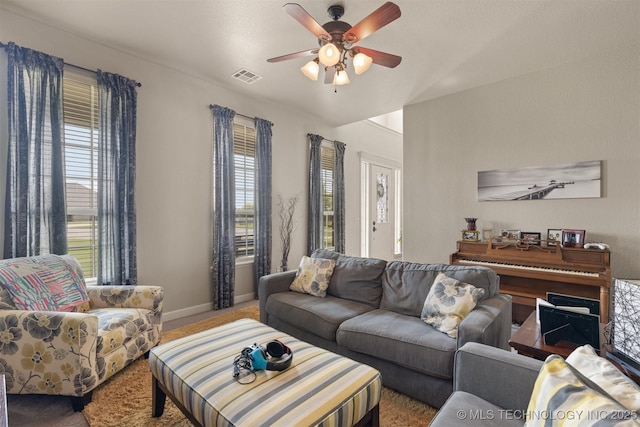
[450,240,611,324]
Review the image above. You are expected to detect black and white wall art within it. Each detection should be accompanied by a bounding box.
[477,160,602,202]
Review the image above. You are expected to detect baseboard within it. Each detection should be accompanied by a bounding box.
[162,292,256,322]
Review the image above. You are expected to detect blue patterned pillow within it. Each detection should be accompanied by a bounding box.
[421,272,485,338]
[290,256,336,297]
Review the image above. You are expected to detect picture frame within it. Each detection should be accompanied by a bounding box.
[482,228,493,242]
[521,232,541,245]
[462,230,479,241]
[547,228,562,246]
[500,229,521,241]
[561,229,586,248]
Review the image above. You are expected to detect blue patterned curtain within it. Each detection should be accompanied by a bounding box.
[307,134,323,255]
[3,42,67,258]
[333,141,346,253]
[211,105,236,309]
[253,117,272,294]
[96,71,138,285]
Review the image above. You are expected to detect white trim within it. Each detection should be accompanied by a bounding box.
[364,118,403,136]
[162,292,255,322]
[359,151,402,169]
[360,159,370,257]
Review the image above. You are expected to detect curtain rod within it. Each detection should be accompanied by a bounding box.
[208,104,273,125]
[308,133,340,144]
[0,41,142,87]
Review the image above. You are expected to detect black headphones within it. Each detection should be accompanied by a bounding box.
[248,340,293,371]
[233,340,293,382]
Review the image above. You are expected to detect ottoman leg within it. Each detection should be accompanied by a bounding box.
[355,404,379,427]
[152,376,166,417]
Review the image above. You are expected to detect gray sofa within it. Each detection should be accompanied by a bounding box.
[430,342,543,427]
[258,249,512,408]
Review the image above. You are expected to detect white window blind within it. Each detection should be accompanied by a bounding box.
[63,72,99,278]
[321,144,335,249]
[233,123,256,258]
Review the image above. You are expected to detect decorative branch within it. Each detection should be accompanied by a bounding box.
[277,194,299,269]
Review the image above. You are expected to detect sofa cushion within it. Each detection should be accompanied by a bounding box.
[336,309,457,379]
[311,249,386,307]
[380,262,498,317]
[266,292,375,341]
[0,254,89,312]
[289,256,336,297]
[421,273,486,338]
[525,355,633,426]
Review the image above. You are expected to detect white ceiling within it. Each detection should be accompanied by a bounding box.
[1,0,638,126]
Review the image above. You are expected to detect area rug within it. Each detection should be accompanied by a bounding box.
[83,305,438,426]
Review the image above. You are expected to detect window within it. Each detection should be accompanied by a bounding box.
[63,71,99,279]
[321,144,335,249]
[233,122,256,258]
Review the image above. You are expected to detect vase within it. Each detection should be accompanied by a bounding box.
[280,260,288,272]
[464,218,478,231]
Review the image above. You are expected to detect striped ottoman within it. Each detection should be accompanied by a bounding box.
[148,318,382,427]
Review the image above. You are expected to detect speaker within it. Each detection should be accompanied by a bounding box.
[247,340,293,371]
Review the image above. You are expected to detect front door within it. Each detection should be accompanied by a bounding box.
[368,164,395,261]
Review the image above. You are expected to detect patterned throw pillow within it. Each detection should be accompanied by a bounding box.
[290,256,336,297]
[525,355,637,427]
[421,272,485,338]
[566,345,640,412]
[0,255,89,312]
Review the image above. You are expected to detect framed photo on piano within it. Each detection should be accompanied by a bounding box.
[561,229,586,248]
[462,230,479,241]
[547,228,562,246]
[521,232,541,245]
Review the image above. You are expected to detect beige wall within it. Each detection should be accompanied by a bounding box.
[0,10,401,319]
[403,43,640,279]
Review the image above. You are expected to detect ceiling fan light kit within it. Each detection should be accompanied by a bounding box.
[353,52,373,75]
[333,68,350,85]
[268,2,402,87]
[318,43,340,67]
[300,59,319,80]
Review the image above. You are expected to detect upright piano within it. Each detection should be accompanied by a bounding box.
[450,240,611,324]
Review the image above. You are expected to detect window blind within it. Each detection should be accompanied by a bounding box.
[63,74,99,278]
[233,123,256,257]
[320,144,335,249]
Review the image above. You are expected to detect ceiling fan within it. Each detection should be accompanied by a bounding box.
[267,2,402,85]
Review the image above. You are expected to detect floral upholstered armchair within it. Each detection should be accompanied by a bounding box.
[0,254,163,410]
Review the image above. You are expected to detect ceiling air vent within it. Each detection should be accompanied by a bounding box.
[231,69,262,84]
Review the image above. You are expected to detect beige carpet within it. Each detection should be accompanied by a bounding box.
[83,305,438,426]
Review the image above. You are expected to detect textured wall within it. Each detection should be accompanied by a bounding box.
[403,43,640,278]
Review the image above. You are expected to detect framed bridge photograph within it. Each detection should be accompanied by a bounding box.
[477,160,602,202]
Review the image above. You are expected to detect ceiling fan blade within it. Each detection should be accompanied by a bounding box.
[355,47,402,68]
[324,67,336,84]
[267,49,318,63]
[283,3,331,40]
[343,2,401,44]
